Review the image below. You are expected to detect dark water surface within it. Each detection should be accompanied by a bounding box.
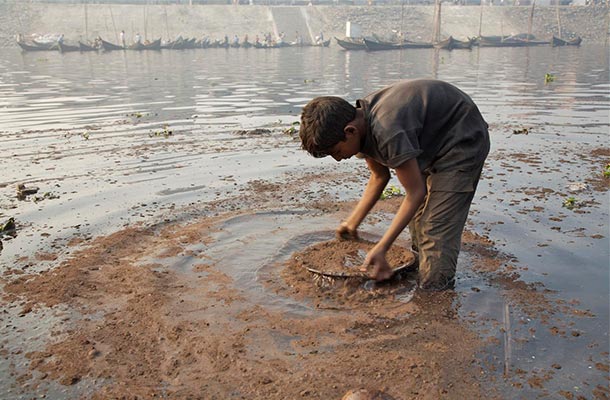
[0,44,608,398]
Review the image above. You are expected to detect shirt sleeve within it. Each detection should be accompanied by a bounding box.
[379,128,423,168]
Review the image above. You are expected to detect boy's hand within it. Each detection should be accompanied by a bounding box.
[336,222,358,240]
[360,246,394,281]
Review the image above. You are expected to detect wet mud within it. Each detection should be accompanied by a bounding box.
[1,191,607,399]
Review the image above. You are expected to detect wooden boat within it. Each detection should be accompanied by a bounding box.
[78,41,97,52]
[32,39,58,49]
[478,36,549,47]
[335,37,366,50]
[57,42,80,53]
[363,37,402,51]
[551,36,582,47]
[129,38,161,51]
[363,37,432,51]
[310,39,330,47]
[17,41,55,51]
[99,38,124,51]
[433,36,473,50]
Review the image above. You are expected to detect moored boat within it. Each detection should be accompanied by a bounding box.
[57,42,80,53]
[335,37,366,51]
[99,38,124,51]
[551,36,582,47]
[433,36,473,50]
[17,41,56,51]
[129,38,161,51]
[78,41,97,52]
[479,36,549,47]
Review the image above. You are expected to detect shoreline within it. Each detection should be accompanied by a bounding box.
[0,3,608,47]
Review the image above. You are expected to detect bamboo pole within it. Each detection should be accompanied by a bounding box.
[478,0,483,38]
[555,0,562,39]
[144,1,148,41]
[164,5,171,42]
[108,5,119,45]
[84,1,89,41]
[527,0,535,42]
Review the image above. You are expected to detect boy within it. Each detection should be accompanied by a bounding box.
[299,79,490,290]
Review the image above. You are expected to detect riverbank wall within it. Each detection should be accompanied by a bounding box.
[0,2,607,47]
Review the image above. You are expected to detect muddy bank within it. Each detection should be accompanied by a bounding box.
[1,184,607,398]
[0,2,607,47]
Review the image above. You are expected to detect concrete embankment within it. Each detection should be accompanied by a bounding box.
[0,2,607,47]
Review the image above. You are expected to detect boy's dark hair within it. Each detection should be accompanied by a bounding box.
[300,96,356,157]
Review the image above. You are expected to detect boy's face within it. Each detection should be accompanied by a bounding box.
[327,131,360,162]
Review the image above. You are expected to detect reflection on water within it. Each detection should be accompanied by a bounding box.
[0,44,608,399]
[0,45,607,133]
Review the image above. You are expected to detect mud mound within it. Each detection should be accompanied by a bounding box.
[294,238,415,276]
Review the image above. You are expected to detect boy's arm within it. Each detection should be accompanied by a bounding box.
[364,158,426,280]
[337,157,390,238]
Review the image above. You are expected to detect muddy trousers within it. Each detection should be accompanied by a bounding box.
[408,169,483,290]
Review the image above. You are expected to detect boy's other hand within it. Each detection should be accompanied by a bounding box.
[336,222,358,240]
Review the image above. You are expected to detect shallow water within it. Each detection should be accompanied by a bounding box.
[0,44,608,398]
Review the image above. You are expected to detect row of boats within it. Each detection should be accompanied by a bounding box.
[335,34,583,51]
[17,36,332,53]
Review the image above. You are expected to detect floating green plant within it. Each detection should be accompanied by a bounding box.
[544,73,555,84]
[149,125,173,138]
[80,131,90,140]
[380,185,403,200]
[284,126,298,135]
[513,128,529,135]
[33,192,60,203]
[562,196,579,210]
[283,122,300,135]
[603,163,610,178]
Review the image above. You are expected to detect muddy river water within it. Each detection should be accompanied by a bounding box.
[0,44,608,399]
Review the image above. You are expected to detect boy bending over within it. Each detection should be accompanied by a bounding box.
[299,79,490,290]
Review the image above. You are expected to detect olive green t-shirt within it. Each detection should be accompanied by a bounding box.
[357,79,490,190]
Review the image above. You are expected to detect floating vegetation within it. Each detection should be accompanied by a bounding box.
[603,163,610,178]
[32,192,60,203]
[283,121,300,136]
[513,128,529,135]
[127,112,144,118]
[380,185,403,200]
[562,196,580,210]
[545,73,555,84]
[80,131,90,140]
[149,125,173,138]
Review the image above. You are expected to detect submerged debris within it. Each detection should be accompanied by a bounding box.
[513,128,529,135]
[0,217,16,235]
[233,128,272,136]
[342,388,395,400]
[16,184,39,200]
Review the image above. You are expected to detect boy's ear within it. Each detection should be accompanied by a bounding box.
[344,124,356,136]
